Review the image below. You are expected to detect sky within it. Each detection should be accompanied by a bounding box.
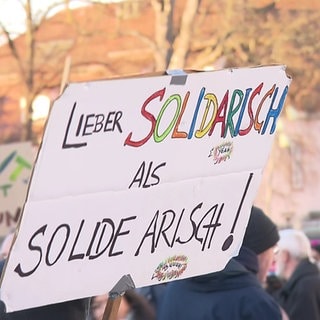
[0,0,94,118]
[0,0,27,33]
[0,0,88,34]
[0,0,125,35]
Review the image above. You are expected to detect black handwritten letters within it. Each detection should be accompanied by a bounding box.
[14,216,137,277]
[135,172,253,256]
[135,202,223,256]
[14,172,253,278]
[14,202,223,278]
[129,161,166,188]
[62,102,123,149]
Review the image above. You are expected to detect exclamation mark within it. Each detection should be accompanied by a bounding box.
[222,173,253,251]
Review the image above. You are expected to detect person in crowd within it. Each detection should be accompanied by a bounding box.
[261,231,285,302]
[90,289,156,320]
[158,206,287,320]
[265,272,286,300]
[274,229,320,320]
[310,238,320,269]
[135,283,167,316]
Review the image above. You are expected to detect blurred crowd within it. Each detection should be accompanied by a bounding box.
[0,206,320,320]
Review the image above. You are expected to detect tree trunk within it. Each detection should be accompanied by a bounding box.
[22,0,36,142]
[151,0,174,70]
[168,0,200,69]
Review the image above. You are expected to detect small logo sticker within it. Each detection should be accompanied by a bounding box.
[208,141,233,164]
[152,255,188,281]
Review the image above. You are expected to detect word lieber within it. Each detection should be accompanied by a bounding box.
[62,102,123,148]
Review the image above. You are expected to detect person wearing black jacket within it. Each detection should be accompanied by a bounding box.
[275,229,320,320]
[158,206,286,320]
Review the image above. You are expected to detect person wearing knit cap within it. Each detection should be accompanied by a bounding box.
[236,205,280,284]
[159,206,287,320]
[242,206,279,254]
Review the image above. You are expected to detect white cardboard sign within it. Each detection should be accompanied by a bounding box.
[0,66,291,312]
[0,142,34,237]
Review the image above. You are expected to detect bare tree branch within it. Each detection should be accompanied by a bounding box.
[168,0,200,69]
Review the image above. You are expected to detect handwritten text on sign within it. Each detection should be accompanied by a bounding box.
[0,142,34,237]
[0,66,291,312]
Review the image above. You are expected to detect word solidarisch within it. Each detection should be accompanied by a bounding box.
[125,83,289,147]
[62,83,288,149]
[14,174,252,278]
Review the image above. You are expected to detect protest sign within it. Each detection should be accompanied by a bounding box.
[0,65,291,312]
[0,142,34,237]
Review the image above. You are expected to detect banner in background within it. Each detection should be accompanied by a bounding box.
[0,142,34,237]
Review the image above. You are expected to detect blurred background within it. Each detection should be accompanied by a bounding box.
[0,0,319,238]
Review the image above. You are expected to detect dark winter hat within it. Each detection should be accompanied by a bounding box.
[242,206,279,254]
